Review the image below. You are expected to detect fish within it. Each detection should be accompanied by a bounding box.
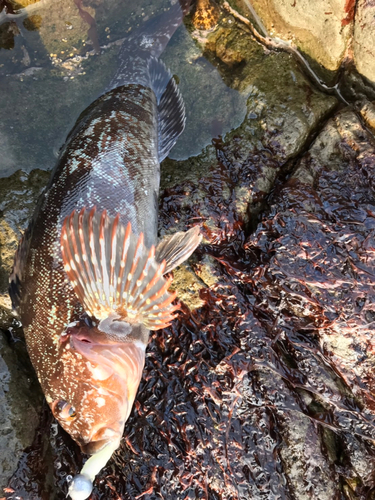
[9,1,201,498]
[192,0,220,31]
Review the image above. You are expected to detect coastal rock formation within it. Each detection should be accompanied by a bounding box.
[1,0,375,498]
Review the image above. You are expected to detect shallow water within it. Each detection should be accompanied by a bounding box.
[1,0,375,499]
[0,0,245,177]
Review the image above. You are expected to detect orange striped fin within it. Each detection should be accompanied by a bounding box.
[60,208,179,330]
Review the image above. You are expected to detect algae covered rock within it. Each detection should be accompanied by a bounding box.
[244,108,375,495]
[163,10,338,163]
[160,10,337,233]
[0,169,50,310]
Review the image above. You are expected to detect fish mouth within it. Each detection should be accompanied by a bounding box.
[81,427,122,455]
[80,438,111,455]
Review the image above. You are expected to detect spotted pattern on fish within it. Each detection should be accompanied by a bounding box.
[9,3,202,496]
[16,84,159,448]
[107,0,191,94]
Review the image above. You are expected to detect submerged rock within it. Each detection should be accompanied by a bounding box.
[0,0,168,178]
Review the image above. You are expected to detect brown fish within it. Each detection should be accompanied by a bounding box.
[9,1,199,498]
[192,0,220,31]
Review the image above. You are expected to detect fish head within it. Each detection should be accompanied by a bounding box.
[49,316,147,455]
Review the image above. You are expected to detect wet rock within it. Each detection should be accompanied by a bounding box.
[161,11,337,230]
[279,407,338,499]
[353,0,375,87]
[243,107,375,494]
[360,100,375,135]
[289,109,375,406]
[0,326,43,491]
[0,169,50,310]
[163,8,338,161]
[169,260,206,311]
[228,0,352,81]
[293,108,370,185]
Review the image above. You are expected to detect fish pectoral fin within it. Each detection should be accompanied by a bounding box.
[60,207,180,330]
[156,226,202,274]
[148,57,186,162]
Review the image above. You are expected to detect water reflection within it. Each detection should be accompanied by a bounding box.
[0,0,247,176]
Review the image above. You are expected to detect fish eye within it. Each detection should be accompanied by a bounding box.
[52,400,77,421]
[81,313,96,328]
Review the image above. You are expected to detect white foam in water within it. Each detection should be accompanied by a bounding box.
[68,439,120,500]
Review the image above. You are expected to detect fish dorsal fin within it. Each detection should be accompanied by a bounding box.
[61,208,180,330]
[148,57,186,162]
[156,226,202,274]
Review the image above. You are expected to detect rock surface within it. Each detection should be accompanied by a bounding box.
[0,170,50,311]
[0,320,42,491]
[229,0,375,88]
[162,10,337,161]
[229,0,352,80]
[353,0,375,86]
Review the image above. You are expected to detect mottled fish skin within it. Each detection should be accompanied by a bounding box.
[11,0,193,459]
[107,0,191,93]
[19,84,158,449]
[191,0,220,31]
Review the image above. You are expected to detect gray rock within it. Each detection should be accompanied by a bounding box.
[0,327,42,490]
[0,169,50,310]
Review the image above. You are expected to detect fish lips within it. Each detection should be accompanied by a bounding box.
[81,438,109,455]
[80,427,122,455]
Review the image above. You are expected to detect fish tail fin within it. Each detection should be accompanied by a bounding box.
[107,0,191,92]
